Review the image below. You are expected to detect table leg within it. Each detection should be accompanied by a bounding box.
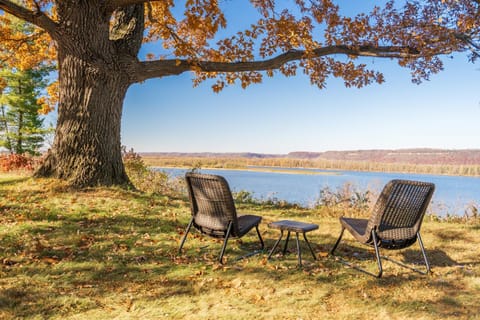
[303,232,317,260]
[282,231,291,255]
[295,232,302,267]
[268,230,284,260]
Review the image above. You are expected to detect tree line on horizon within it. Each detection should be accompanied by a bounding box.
[141,156,480,177]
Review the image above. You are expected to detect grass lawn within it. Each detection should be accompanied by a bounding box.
[0,173,479,319]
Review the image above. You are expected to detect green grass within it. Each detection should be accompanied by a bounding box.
[0,173,479,319]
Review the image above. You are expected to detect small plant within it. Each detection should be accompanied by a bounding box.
[464,203,479,221]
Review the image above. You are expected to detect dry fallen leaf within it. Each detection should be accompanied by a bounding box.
[40,257,59,264]
[318,251,329,258]
[231,278,245,288]
[252,294,265,304]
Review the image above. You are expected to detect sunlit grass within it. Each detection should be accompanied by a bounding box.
[0,173,479,319]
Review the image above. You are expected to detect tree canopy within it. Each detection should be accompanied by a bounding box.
[1,1,478,88]
[0,0,478,186]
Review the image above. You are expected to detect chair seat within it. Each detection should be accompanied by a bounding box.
[237,214,262,237]
[340,217,369,242]
[340,217,417,248]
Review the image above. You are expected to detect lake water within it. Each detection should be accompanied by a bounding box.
[155,167,480,217]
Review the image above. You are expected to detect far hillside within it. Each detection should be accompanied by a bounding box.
[288,149,480,165]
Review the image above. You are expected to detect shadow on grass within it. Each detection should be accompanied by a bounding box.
[0,176,30,186]
[326,242,462,278]
[0,262,192,318]
[0,214,187,318]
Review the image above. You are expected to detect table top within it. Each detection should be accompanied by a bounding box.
[268,220,319,233]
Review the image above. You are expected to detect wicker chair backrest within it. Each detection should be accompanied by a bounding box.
[368,180,435,239]
[185,173,239,237]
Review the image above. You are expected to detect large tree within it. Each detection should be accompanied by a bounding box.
[0,0,478,187]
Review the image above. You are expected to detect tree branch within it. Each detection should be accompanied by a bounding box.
[455,32,480,58]
[106,0,161,13]
[131,45,425,83]
[0,0,57,35]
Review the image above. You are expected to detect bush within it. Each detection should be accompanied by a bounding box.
[232,189,302,209]
[0,154,35,172]
[122,147,185,196]
[313,182,373,217]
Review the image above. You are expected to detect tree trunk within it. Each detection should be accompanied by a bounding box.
[36,53,131,187]
[16,111,23,154]
[34,3,144,187]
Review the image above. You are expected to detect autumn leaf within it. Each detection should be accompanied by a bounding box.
[231,277,246,289]
[40,256,59,264]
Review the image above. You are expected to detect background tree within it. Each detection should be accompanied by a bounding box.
[0,66,53,155]
[0,0,478,187]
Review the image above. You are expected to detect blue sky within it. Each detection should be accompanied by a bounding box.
[120,2,480,154]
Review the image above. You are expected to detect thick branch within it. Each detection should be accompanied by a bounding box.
[0,0,57,35]
[110,4,145,56]
[131,45,423,83]
[106,0,160,13]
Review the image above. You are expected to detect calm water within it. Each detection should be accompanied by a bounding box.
[155,167,480,216]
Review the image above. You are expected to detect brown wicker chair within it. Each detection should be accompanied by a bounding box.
[179,172,264,263]
[330,179,435,277]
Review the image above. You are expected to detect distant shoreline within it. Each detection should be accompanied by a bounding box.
[143,155,480,178]
[151,165,342,176]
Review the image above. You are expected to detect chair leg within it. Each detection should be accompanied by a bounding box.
[330,227,345,255]
[178,217,194,254]
[218,221,233,264]
[417,232,431,274]
[255,225,264,250]
[371,230,383,278]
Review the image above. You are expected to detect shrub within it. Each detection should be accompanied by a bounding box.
[122,147,185,196]
[122,147,148,180]
[0,154,35,172]
[233,190,256,204]
[313,182,373,217]
[233,189,301,209]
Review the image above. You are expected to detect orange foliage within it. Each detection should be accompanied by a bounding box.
[0,154,35,172]
[0,7,57,113]
[1,0,478,92]
[0,15,56,71]
[37,81,59,115]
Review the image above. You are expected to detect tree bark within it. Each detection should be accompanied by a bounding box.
[36,53,130,187]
